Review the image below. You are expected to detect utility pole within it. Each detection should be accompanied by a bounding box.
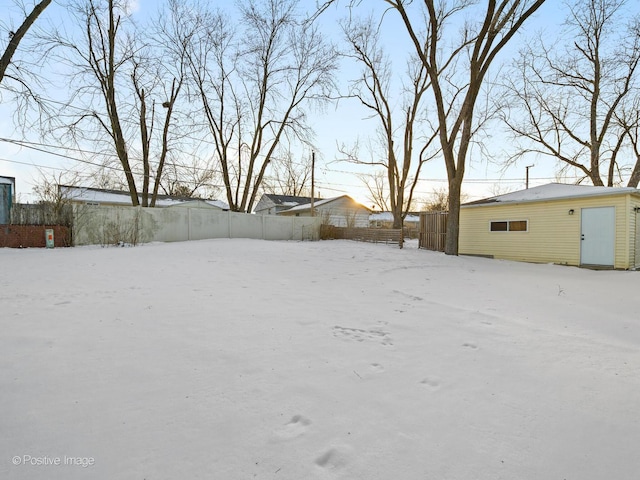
[310,151,315,216]
[525,165,534,189]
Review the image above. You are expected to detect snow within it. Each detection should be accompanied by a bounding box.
[2,238,639,479]
[466,182,640,205]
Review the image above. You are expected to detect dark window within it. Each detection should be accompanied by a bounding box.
[509,220,527,231]
[490,220,527,232]
[490,221,508,231]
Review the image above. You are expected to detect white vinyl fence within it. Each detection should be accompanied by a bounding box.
[72,204,321,246]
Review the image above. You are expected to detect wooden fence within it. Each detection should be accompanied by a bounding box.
[321,225,404,247]
[419,211,448,252]
[9,203,73,226]
[1,203,74,248]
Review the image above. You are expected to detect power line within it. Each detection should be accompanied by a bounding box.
[0,90,567,187]
[0,146,580,193]
[0,137,227,180]
[0,86,312,160]
[0,157,71,172]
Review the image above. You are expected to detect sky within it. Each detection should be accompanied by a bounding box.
[2,238,639,479]
[0,0,633,208]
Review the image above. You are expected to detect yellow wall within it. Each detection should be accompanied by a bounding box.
[459,194,639,269]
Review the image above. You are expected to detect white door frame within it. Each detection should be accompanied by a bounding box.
[580,206,615,266]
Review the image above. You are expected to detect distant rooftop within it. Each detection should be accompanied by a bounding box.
[283,195,371,213]
[59,185,229,210]
[262,194,323,207]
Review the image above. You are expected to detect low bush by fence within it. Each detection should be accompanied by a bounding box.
[321,225,404,247]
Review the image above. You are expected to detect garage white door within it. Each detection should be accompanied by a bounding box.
[580,207,615,266]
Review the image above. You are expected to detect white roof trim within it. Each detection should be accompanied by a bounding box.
[463,183,640,208]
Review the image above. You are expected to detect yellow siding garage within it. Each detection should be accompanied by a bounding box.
[459,184,640,270]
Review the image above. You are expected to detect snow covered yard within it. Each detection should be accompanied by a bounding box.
[1,238,639,480]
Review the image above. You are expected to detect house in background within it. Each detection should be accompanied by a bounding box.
[459,183,640,269]
[278,195,371,227]
[60,185,229,210]
[254,194,322,215]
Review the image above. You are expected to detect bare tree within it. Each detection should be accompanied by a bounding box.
[316,0,546,254]
[422,187,450,212]
[130,50,185,206]
[389,0,547,255]
[1,0,53,129]
[262,150,312,196]
[502,0,640,187]
[422,186,469,211]
[75,0,137,204]
[159,152,221,199]
[32,169,79,206]
[173,0,337,212]
[27,169,80,226]
[358,170,390,212]
[0,0,51,85]
[46,0,188,206]
[340,14,439,229]
[616,96,640,186]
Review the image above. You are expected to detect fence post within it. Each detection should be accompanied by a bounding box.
[188,207,192,241]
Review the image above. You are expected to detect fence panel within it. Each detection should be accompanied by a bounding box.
[419,212,448,252]
[9,203,73,226]
[320,225,403,247]
[71,205,322,246]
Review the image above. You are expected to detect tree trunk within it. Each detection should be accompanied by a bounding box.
[445,176,462,256]
[392,182,404,229]
[627,159,640,187]
[106,0,138,206]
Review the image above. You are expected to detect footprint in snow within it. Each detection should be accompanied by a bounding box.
[272,415,311,441]
[315,445,354,471]
[332,325,394,346]
[391,289,424,301]
[369,363,385,373]
[419,377,441,390]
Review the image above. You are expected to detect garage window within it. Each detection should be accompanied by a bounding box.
[490,220,528,232]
